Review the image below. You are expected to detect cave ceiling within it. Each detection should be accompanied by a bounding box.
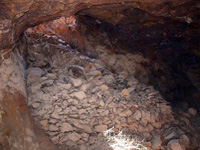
[0,0,199,55]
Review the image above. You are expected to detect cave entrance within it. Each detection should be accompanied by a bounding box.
[16,13,200,149]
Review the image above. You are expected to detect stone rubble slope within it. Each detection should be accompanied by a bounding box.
[25,32,198,150]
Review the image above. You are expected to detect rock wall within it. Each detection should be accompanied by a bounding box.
[73,12,200,107]
[26,16,79,49]
[0,38,63,150]
[0,0,199,52]
[1,0,199,108]
[0,0,200,149]
[30,12,200,108]
[24,30,197,150]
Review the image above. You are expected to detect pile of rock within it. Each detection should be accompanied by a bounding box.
[25,32,197,150]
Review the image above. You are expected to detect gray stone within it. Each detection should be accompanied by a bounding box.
[27,67,45,83]
[101,110,109,116]
[73,91,86,100]
[35,110,47,116]
[180,135,190,149]
[99,84,109,91]
[29,83,41,93]
[80,144,87,150]
[39,76,48,82]
[51,111,60,119]
[99,100,105,107]
[188,108,197,115]
[81,125,93,134]
[67,132,81,142]
[103,75,115,84]
[142,111,151,122]
[152,137,162,150]
[49,119,57,124]
[58,83,71,90]
[70,78,82,87]
[167,139,183,150]
[88,96,96,103]
[94,125,108,132]
[61,123,74,132]
[46,73,57,79]
[43,85,58,95]
[49,125,59,131]
[125,110,132,116]
[41,79,54,86]
[89,70,101,77]
[147,124,154,132]
[31,102,40,109]
[119,110,132,117]
[133,110,142,120]
[77,109,87,115]
[40,120,48,127]
[165,132,177,141]
[80,84,90,92]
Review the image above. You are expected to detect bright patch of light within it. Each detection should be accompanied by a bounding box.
[103,127,148,150]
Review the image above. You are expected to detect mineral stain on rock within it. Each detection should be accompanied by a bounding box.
[0,0,200,150]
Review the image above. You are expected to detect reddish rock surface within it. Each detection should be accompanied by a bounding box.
[0,0,200,150]
[0,0,199,53]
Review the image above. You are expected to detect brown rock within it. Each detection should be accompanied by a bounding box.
[167,139,183,150]
[27,67,45,83]
[80,84,90,92]
[67,132,81,142]
[73,91,86,100]
[122,89,130,96]
[40,120,48,127]
[58,83,71,90]
[180,135,190,149]
[81,125,93,133]
[51,111,60,119]
[31,102,40,109]
[46,73,57,79]
[89,70,101,77]
[49,125,59,131]
[188,108,197,115]
[61,123,74,132]
[94,125,108,132]
[152,137,162,150]
[144,142,152,147]
[1,1,200,150]
[99,85,109,91]
[70,78,83,87]
[133,110,142,120]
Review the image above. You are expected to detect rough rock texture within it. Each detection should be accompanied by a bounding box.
[0,0,199,52]
[0,0,200,108]
[0,0,200,150]
[0,42,63,149]
[23,31,200,150]
[26,16,79,48]
[25,4,200,108]
[73,14,200,108]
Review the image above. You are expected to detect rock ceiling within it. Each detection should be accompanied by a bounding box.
[0,0,199,54]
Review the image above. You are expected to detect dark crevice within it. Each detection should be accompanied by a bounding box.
[75,8,200,109]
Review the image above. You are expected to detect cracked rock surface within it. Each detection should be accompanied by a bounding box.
[25,31,200,150]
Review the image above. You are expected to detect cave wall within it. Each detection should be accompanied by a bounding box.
[0,46,37,149]
[0,0,200,149]
[0,0,199,53]
[73,9,200,107]
[26,16,80,48]
[0,37,64,150]
[12,0,200,107]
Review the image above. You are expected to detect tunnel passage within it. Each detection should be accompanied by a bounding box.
[74,9,200,109]
[0,0,200,150]
[29,9,200,108]
[15,12,199,149]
